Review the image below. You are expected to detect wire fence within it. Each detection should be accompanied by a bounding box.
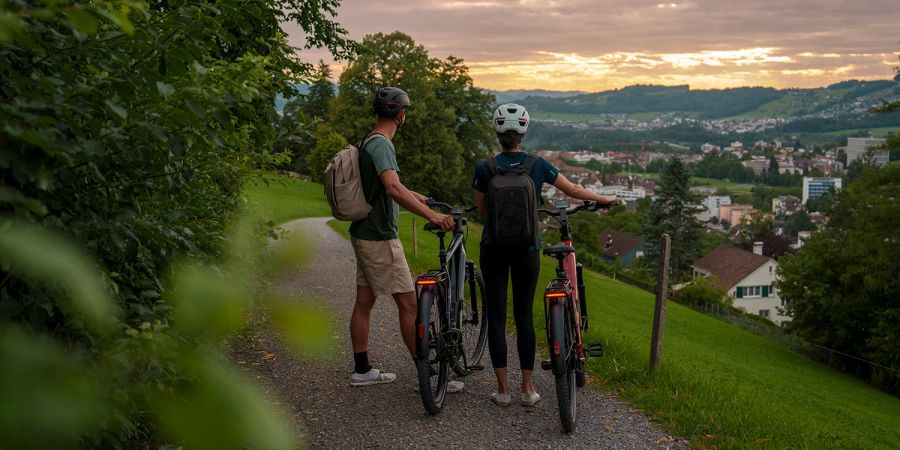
[584,259,899,394]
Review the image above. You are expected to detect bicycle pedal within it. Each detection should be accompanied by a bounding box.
[585,342,605,357]
[540,359,553,370]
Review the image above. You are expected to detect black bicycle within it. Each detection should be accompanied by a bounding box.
[414,199,488,415]
[539,199,615,433]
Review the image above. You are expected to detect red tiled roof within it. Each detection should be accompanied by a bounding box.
[599,228,644,259]
[693,244,772,290]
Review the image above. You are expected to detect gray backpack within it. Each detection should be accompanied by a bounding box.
[485,154,539,246]
[323,134,380,221]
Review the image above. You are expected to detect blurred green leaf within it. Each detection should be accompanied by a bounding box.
[0,220,118,331]
[65,9,98,34]
[149,358,296,450]
[156,81,174,98]
[169,264,248,337]
[104,99,127,119]
[270,298,336,358]
[262,229,314,277]
[0,327,105,448]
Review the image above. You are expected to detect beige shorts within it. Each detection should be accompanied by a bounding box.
[351,237,415,296]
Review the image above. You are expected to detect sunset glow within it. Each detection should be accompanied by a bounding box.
[285,0,900,91]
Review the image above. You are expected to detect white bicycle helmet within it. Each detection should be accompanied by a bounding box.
[492,103,529,134]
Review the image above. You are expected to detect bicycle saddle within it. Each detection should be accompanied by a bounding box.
[543,243,575,257]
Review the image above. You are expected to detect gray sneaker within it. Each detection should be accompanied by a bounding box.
[350,368,397,386]
[414,376,464,393]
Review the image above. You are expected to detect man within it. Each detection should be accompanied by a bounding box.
[348,87,459,391]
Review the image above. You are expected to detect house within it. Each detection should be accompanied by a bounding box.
[598,228,645,268]
[718,204,755,226]
[692,244,789,325]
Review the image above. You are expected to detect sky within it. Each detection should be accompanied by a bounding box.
[283,0,900,92]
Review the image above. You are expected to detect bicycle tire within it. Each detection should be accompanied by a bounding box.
[454,266,488,376]
[550,301,577,433]
[415,288,450,415]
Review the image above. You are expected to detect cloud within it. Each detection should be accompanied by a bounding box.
[284,0,900,90]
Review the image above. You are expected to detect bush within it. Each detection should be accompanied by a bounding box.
[0,1,353,446]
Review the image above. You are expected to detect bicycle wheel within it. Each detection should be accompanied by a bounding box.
[415,288,450,415]
[549,301,577,433]
[454,265,488,376]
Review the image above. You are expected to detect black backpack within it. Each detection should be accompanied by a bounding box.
[485,154,539,247]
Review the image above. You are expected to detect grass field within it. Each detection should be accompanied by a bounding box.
[630,172,756,194]
[824,126,900,138]
[242,173,331,224]
[247,173,900,449]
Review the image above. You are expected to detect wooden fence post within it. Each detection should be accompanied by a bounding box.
[412,217,418,259]
[649,233,671,371]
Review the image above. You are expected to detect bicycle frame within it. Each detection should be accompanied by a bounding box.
[541,204,589,369]
[414,204,477,362]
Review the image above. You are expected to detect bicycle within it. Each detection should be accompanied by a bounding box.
[414,199,489,415]
[539,199,616,433]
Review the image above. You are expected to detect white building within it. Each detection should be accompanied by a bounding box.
[802,177,842,204]
[571,151,611,164]
[697,195,731,222]
[591,185,647,202]
[692,244,789,325]
[846,137,888,166]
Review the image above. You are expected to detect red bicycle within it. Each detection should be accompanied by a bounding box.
[539,199,615,433]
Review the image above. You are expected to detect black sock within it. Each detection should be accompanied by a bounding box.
[354,351,372,374]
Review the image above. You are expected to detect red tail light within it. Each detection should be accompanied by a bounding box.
[417,323,425,339]
[416,279,437,285]
[545,291,567,299]
[553,339,560,356]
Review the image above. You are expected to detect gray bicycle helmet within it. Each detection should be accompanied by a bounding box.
[373,87,411,117]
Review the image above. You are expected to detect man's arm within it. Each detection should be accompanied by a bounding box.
[476,191,487,217]
[408,189,428,205]
[553,175,616,204]
[380,169,454,229]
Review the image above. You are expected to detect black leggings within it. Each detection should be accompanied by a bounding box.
[480,245,540,371]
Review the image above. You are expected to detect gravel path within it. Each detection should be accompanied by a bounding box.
[232,217,686,449]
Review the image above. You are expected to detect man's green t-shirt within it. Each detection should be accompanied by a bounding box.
[349,135,400,241]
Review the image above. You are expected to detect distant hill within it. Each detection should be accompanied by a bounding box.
[490,89,585,105]
[513,80,898,120]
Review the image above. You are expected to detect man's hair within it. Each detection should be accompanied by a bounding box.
[497,130,524,150]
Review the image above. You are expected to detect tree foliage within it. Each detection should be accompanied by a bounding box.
[0,0,353,446]
[329,32,496,202]
[778,165,900,392]
[641,158,704,280]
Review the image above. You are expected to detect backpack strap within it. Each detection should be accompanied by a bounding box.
[486,153,539,177]
[486,155,502,176]
[358,132,385,152]
[519,153,539,174]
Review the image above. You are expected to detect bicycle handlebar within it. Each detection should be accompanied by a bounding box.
[426,198,477,213]
[538,200,618,217]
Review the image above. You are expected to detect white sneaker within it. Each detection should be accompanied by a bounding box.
[521,391,541,407]
[414,376,465,393]
[350,368,397,386]
[490,392,511,406]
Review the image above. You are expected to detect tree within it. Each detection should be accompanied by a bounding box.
[329,32,495,202]
[778,164,900,391]
[736,211,792,259]
[306,126,348,176]
[767,155,780,180]
[783,211,814,238]
[306,61,336,121]
[641,158,704,280]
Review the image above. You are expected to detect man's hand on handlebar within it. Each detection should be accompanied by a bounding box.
[428,212,454,231]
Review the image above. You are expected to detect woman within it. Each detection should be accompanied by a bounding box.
[472,103,615,406]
